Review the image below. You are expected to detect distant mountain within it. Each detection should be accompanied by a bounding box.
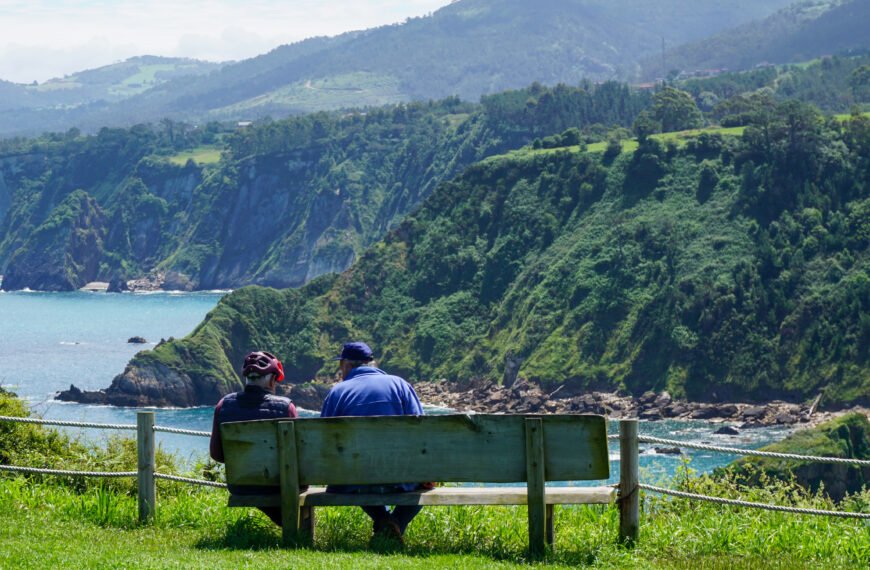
[0,56,220,113]
[0,0,795,136]
[645,0,870,78]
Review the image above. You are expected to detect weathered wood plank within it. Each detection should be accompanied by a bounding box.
[221,414,609,487]
[277,421,300,546]
[229,486,618,507]
[525,418,546,558]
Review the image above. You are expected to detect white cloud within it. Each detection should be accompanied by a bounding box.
[0,0,449,83]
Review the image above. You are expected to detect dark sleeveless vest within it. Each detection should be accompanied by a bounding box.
[216,385,292,424]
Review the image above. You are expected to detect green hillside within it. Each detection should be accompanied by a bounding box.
[0,82,650,291]
[646,0,870,78]
[107,104,869,406]
[0,56,220,113]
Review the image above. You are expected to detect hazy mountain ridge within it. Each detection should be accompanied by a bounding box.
[646,0,869,78]
[0,0,796,136]
[0,56,221,113]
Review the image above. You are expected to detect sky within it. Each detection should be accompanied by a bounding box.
[0,0,451,84]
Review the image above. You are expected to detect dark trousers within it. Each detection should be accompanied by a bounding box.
[362,504,423,534]
[327,484,425,534]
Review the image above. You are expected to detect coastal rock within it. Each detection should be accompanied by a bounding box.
[285,382,333,411]
[654,446,682,455]
[108,277,129,293]
[654,391,673,407]
[741,406,768,420]
[714,426,740,436]
[774,412,798,425]
[58,360,234,407]
[127,336,148,344]
[690,406,721,419]
[56,384,108,405]
[640,408,663,420]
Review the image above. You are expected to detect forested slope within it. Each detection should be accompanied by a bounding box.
[0,83,649,290]
[93,105,869,407]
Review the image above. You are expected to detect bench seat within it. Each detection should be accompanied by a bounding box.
[229,485,618,507]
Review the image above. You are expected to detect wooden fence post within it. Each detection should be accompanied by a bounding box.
[137,411,156,524]
[618,419,639,545]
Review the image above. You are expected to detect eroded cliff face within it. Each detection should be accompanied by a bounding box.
[3,190,107,291]
[0,171,10,226]
[172,154,366,290]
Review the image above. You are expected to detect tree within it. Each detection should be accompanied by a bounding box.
[632,110,661,142]
[652,87,703,132]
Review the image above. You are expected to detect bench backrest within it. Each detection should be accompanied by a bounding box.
[221,414,609,487]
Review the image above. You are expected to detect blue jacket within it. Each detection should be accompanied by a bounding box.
[320,366,423,492]
[320,366,423,417]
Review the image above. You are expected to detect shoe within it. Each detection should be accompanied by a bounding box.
[370,519,404,549]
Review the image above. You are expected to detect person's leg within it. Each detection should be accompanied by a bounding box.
[258,506,282,526]
[361,505,392,529]
[390,505,423,534]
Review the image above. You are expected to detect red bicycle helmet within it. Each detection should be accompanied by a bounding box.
[241,351,285,383]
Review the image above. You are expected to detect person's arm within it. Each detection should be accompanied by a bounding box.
[288,402,298,418]
[405,383,424,415]
[209,399,225,463]
[320,392,335,417]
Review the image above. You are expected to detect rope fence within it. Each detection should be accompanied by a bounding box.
[0,415,136,431]
[639,483,870,519]
[0,464,137,478]
[1,414,868,529]
[636,435,870,466]
[154,473,227,489]
[153,426,211,437]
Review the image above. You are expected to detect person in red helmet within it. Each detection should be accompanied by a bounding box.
[209,350,297,526]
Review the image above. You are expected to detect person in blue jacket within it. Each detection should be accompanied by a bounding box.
[320,341,427,543]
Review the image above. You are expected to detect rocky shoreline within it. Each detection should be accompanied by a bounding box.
[287,377,862,429]
[58,371,864,430]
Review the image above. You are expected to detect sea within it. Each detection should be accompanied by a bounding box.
[0,289,796,483]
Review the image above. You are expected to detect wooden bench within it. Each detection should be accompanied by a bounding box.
[221,413,617,555]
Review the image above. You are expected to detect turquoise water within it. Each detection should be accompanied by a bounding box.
[0,290,794,478]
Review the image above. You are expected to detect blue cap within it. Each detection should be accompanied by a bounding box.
[333,341,374,362]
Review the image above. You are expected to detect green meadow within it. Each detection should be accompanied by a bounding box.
[166,145,223,166]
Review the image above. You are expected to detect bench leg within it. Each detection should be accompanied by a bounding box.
[545,504,554,546]
[300,506,315,541]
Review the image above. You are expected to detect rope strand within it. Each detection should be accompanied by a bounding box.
[639,484,870,519]
[637,435,870,466]
[0,415,136,430]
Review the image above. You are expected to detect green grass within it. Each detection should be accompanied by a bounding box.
[503,125,747,162]
[166,146,223,166]
[216,72,407,115]
[1,468,867,569]
[835,111,870,121]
